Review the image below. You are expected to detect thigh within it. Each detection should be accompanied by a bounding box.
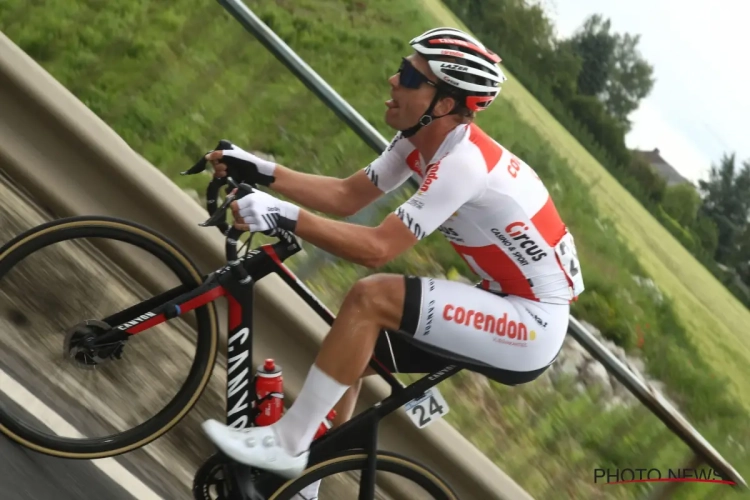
[394,276,569,373]
[373,330,449,374]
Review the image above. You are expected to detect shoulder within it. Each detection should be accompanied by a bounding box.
[434,124,501,178]
[384,131,415,157]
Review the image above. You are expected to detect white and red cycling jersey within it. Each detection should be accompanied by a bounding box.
[365,122,584,306]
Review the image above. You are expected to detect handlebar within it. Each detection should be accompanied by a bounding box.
[180,139,291,285]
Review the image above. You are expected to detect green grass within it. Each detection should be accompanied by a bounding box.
[2,0,749,498]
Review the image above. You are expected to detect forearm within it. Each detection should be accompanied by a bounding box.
[270,165,352,217]
[295,210,385,268]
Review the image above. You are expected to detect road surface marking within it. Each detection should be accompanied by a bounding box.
[0,367,163,500]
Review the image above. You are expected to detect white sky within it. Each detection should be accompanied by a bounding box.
[542,0,750,184]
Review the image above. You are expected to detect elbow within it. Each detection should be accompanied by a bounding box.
[335,195,362,217]
[336,204,358,218]
[361,244,391,269]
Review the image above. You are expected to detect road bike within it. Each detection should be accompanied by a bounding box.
[0,143,478,499]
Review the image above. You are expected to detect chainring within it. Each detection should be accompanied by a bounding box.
[193,454,269,500]
[193,454,236,500]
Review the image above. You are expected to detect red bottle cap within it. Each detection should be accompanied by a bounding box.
[264,359,275,371]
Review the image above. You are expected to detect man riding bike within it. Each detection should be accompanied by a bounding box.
[201,26,585,492]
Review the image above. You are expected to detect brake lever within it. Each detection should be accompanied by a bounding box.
[199,179,256,228]
[199,191,237,228]
[181,139,233,176]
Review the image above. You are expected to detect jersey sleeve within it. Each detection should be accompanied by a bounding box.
[392,151,486,241]
[363,132,414,193]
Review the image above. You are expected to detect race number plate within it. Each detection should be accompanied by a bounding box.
[404,387,450,428]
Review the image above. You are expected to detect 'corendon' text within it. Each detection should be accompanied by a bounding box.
[443,305,536,342]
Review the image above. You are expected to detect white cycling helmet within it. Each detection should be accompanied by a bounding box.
[409,27,507,112]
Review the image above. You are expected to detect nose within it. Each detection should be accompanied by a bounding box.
[388,72,399,89]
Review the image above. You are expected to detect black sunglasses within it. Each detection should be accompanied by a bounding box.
[398,58,437,89]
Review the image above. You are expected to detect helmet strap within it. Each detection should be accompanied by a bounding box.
[400,92,445,138]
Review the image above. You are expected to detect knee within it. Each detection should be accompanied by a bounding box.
[346,274,389,310]
[344,273,404,323]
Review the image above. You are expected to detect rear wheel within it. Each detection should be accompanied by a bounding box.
[0,215,219,458]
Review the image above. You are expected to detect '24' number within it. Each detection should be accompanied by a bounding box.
[411,395,445,426]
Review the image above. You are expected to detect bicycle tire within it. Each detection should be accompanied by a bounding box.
[268,449,459,500]
[0,215,219,459]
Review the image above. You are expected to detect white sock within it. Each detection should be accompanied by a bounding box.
[274,363,349,456]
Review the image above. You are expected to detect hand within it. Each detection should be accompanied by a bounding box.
[230,188,300,235]
[205,142,277,186]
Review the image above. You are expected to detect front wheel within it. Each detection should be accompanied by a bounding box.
[0,215,219,459]
[268,450,459,500]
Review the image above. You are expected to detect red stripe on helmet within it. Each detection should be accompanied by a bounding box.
[428,38,501,63]
[466,95,496,111]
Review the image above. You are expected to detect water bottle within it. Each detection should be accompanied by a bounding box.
[313,409,338,440]
[254,359,284,426]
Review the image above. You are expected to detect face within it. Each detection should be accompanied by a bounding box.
[385,53,454,131]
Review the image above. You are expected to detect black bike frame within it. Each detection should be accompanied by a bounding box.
[95,233,461,499]
[89,169,462,499]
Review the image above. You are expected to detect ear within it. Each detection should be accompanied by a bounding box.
[435,94,457,116]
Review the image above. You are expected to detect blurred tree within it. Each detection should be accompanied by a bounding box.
[662,182,701,228]
[566,14,655,130]
[603,32,655,130]
[568,15,616,97]
[697,152,750,263]
[693,213,720,259]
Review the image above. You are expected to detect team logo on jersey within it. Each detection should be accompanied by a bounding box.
[387,133,403,152]
[491,223,549,265]
[418,164,440,194]
[524,308,548,329]
[407,198,424,209]
[395,206,426,240]
[364,163,379,188]
[438,225,464,243]
[442,305,536,346]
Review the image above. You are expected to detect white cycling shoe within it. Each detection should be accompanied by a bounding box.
[201,419,309,479]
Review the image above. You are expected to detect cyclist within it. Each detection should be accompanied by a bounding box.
[202,26,585,487]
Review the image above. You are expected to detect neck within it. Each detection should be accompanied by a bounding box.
[408,119,462,164]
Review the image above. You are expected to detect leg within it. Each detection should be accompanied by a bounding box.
[312,273,406,384]
[201,273,409,478]
[331,366,376,428]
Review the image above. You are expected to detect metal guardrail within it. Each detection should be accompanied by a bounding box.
[215,0,748,496]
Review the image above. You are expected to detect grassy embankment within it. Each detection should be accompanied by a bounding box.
[1,0,748,497]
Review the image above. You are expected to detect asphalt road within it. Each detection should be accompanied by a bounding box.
[0,397,139,500]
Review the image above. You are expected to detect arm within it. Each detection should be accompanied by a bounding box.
[293,152,486,268]
[212,134,412,217]
[294,210,418,268]
[270,167,383,218]
[270,132,413,217]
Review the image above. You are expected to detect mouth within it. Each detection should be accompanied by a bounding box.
[385,98,399,109]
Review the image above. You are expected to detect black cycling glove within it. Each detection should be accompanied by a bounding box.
[217,142,277,186]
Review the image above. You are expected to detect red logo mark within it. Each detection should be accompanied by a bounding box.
[443,305,536,341]
[419,164,440,192]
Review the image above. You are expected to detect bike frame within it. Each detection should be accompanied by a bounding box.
[89,210,462,499]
